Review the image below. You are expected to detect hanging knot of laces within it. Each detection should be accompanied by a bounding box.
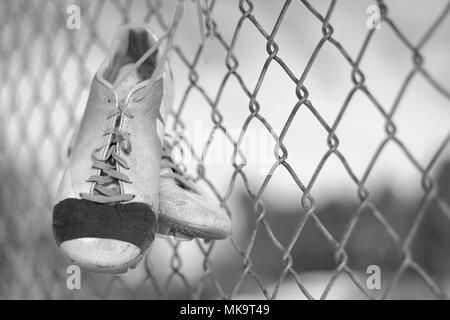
[80,95,135,204]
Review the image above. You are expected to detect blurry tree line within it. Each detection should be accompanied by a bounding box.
[1,160,450,298]
[241,161,450,282]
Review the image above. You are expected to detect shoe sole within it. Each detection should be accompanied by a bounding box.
[60,249,144,274]
[157,217,229,242]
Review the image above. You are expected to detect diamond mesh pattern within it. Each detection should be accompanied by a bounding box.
[0,0,450,299]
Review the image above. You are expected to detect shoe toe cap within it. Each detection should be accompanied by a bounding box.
[53,198,157,273]
[59,238,141,272]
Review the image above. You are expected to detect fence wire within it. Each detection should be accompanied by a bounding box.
[0,0,450,299]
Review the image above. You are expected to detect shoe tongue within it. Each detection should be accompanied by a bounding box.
[114,63,140,104]
[100,25,162,96]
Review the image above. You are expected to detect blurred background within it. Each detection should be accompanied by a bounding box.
[0,0,450,299]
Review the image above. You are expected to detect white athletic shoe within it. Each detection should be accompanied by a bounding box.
[157,141,231,241]
[52,23,173,273]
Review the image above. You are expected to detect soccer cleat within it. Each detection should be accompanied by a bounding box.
[52,23,173,273]
[157,141,231,241]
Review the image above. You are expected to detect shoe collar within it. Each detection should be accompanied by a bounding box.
[95,23,166,103]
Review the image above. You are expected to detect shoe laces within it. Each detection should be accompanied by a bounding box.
[194,0,213,62]
[80,96,135,204]
[160,139,201,195]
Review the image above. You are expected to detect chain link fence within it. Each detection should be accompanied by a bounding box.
[1,0,450,299]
